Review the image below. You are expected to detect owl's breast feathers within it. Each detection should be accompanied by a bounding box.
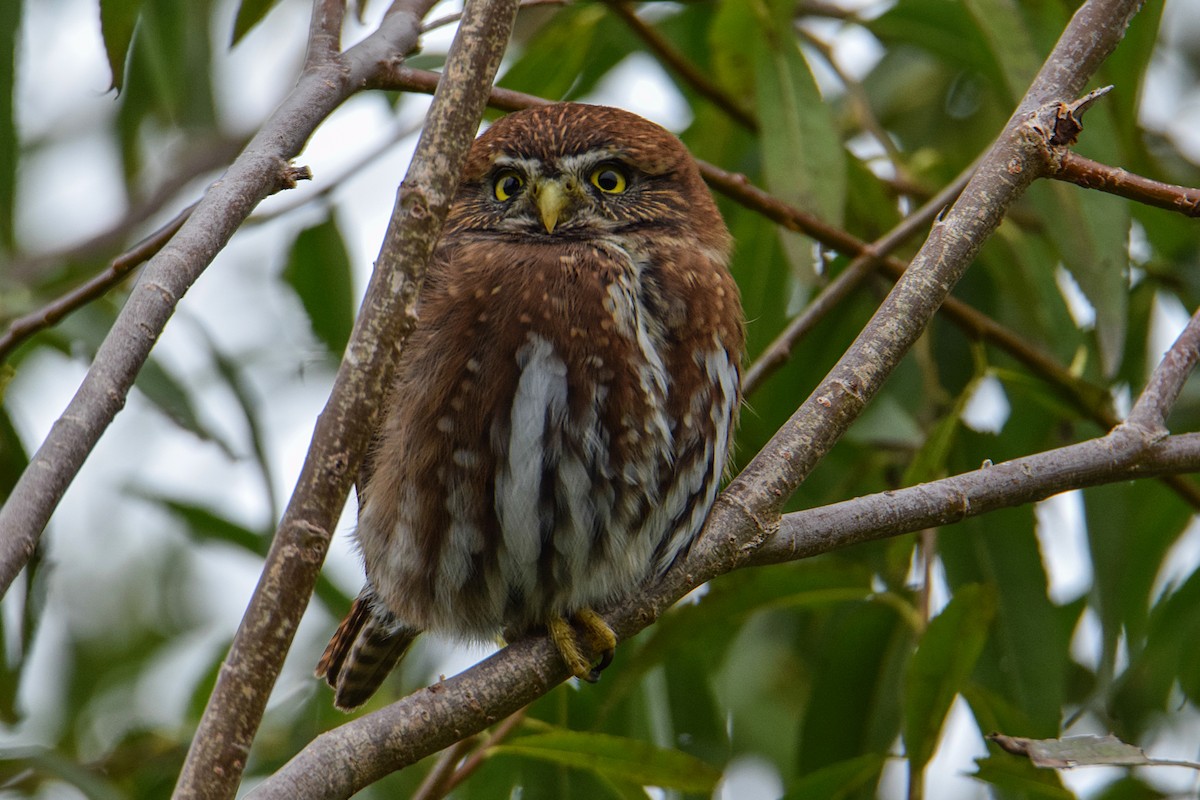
[356,235,742,636]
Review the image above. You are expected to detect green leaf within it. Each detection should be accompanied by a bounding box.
[972,755,1074,799]
[939,505,1077,735]
[1085,480,1190,682]
[780,753,886,800]
[135,356,236,457]
[490,730,721,793]
[751,0,845,278]
[231,0,281,45]
[284,216,356,359]
[143,494,352,615]
[1032,180,1129,378]
[0,746,125,800]
[709,0,757,99]
[796,598,914,773]
[99,0,143,92]
[867,0,1006,93]
[962,0,1040,103]
[904,583,995,774]
[0,0,19,249]
[498,5,630,103]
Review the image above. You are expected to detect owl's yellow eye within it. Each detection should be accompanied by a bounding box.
[589,166,627,194]
[493,169,524,201]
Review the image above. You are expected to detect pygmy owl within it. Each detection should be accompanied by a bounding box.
[317,102,744,710]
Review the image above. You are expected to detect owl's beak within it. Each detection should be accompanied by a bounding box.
[536,179,570,233]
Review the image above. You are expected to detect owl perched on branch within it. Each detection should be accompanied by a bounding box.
[317,103,744,710]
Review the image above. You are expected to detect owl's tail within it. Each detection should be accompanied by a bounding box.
[316,589,421,711]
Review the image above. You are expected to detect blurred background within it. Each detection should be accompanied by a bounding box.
[4,0,1200,797]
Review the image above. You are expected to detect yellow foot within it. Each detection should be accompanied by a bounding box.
[547,607,618,682]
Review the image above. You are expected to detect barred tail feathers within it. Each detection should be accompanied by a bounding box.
[316,591,420,711]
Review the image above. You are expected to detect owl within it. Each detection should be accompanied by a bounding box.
[317,103,744,710]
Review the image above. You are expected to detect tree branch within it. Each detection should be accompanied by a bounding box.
[754,431,1200,566]
[1124,301,1200,434]
[0,202,197,363]
[742,163,973,395]
[720,0,1139,531]
[603,1,758,131]
[171,2,519,799]
[252,2,1146,797]
[1052,150,1200,216]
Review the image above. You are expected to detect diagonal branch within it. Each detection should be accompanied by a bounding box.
[718,0,1141,532]
[171,2,520,799]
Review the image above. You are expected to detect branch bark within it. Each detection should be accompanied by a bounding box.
[252,1,1147,797]
[172,1,520,799]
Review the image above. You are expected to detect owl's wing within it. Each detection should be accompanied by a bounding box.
[353,249,453,507]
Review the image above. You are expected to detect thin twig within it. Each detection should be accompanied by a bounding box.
[0,203,196,363]
[604,1,758,131]
[1052,150,1200,217]
[437,709,527,797]
[410,738,477,800]
[5,134,246,283]
[743,163,974,395]
[799,28,906,173]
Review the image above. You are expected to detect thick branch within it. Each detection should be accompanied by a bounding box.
[754,432,1200,565]
[171,2,519,799]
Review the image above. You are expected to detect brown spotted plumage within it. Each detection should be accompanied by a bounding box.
[317,103,744,710]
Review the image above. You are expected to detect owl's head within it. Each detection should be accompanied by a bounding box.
[446,103,726,250]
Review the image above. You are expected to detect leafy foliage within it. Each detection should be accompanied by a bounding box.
[3,0,1200,798]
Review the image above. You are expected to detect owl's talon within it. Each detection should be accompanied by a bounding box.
[548,608,617,681]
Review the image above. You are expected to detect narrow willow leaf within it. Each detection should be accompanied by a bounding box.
[972,756,1075,799]
[752,0,845,279]
[99,0,143,91]
[284,216,356,359]
[962,0,1040,103]
[135,357,237,457]
[231,0,281,45]
[0,0,19,248]
[904,583,995,774]
[496,4,609,101]
[780,753,886,800]
[491,730,721,793]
